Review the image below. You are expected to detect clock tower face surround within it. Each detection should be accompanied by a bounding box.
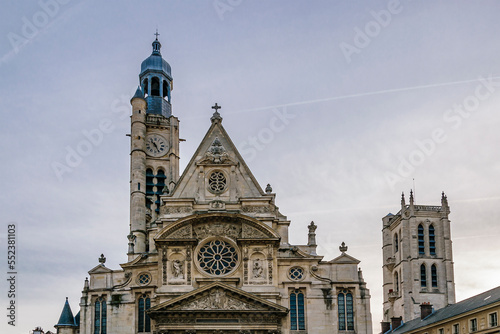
[145,134,169,157]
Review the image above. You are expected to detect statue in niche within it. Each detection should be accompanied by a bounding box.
[253,258,263,278]
[172,260,184,279]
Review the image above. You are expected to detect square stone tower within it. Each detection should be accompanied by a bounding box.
[382,191,455,325]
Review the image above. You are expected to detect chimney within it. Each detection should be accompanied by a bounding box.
[381,321,391,333]
[391,317,402,330]
[420,302,433,319]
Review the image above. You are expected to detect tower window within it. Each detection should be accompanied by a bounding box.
[394,271,399,292]
[94,297,106,334]
[429,225,436,255]
[394,233,399,253]
[431,264,438,287]
[290,289,306,330]
[142,78,149,96]
[163,80,169,100]
[420,264,427,287]
[418,224,425,255]
[338,290,354,331]
[146,169,154,209]
[151,77,160,96]
[138,295,151,332]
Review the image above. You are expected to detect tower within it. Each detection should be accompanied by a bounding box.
[129,35,180,257]
[382,191,456,325]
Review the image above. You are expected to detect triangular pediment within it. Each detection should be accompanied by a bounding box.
[88,264,113,274]
[149,282,287,314]
[168,116,266,200]
[329,252,360,264]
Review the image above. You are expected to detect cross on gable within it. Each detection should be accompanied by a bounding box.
[211,103,221,111]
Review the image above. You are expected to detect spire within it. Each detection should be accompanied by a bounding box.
[132,86,144,100]
[409,189,414,205]
[401,191,406,208]
[55,298,76,327]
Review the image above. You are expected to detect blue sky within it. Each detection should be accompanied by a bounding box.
[1,1,500,333]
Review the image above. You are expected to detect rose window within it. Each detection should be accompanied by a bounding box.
[208,171,227,193]
[197,239,238,275]
[289,267,304,281]
[137,272,151,285]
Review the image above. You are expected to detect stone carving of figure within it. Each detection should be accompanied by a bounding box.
[172,260,184,279]
[253,258,263,278]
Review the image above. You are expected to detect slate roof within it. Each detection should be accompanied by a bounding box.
[55,298,76,327]
[392,286,500,334]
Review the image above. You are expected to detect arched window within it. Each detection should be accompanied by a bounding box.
[420,264,427,287]
[429,225,436,255]
[394,233,399,253]
[290,289,306,330]
[338,290,354,330]
[151,77,160,96]
[94,297,106,334]
[163,80,169,100]
[394,271,399,292]
[418,224,425,255]
[431,264,438,287]
[145,169,154,209]
[143,78,149,96]
[138,295,151,332]
[155,169,166,214]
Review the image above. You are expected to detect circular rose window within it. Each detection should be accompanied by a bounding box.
[208,171,227,193]
[197,239,238,276]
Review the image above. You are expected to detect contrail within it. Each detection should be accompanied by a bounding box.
[229,75,500,114]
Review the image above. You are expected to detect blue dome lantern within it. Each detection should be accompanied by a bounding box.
[138,32,173,117]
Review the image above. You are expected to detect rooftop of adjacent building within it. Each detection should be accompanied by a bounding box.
[389,286,500,334]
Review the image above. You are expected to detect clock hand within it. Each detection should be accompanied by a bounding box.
[152,141,160,151]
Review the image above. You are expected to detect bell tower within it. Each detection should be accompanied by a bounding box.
[382,191,456,324]
[128,34,180,258]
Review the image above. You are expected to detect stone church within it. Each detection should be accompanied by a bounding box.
[54,37,373,334]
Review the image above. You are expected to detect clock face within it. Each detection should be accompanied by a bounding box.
[146,134,169,157]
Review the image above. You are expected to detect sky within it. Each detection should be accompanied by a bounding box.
[1,1,500,333]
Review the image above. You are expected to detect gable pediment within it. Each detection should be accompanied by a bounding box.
[329,253,360,264]
[149,281,287,314]
[88,264,113,274]
[168,118,266,200]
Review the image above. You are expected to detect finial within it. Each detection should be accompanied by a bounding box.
[401,192,406,206]
[154,29,160,40]
[308,221,317,232]
[66,297,68,301]
[265,184,272,193]
[211,103,223,122]
[98,254,106,265]
[339,242,348,253]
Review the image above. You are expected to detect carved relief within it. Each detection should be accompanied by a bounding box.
[162,206,193,215]
[172,260,184,279]
[166,225,192,239]
[242,224,269,239]
[193,223,240,240]
[243,246,249,284]
[252,258,264,279]
[186,247,192,284]
[267,245,273,284]
[162,247,168,285]
[209,200,226,210]
[174,288,264,311]
[241,206,273,213]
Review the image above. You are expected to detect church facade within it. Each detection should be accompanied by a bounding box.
[55,37,373,334]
